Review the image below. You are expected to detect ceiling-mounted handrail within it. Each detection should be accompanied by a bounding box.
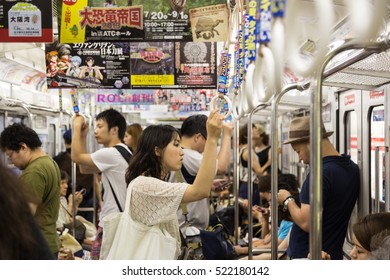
[246,102,270,260]
[269,81,310,260]
[310,35,390,260]
[1,97,33,127]
[29,104,60,115]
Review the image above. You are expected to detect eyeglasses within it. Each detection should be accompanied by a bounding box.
[5,150,14,158]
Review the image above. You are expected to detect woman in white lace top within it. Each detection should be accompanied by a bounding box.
[125,109,224,258]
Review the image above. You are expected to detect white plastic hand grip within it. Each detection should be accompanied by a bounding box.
[346,0,388,41]
[285,0,334,77]
[252,46,275,103]
[210,95,233,120]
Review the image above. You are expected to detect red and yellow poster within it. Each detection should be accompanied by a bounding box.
[60,0,88,43]
[60,0,144,43]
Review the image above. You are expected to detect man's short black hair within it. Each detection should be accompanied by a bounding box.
[63,129,72,145]
[180,114,207,139]
[96,108,126,140]
[0,123,42,151]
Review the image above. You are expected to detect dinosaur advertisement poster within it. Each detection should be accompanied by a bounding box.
[59,0,227,43]
[189,4,228,42]
[60,0,144,43]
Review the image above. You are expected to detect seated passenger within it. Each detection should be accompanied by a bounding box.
[235,174,300,258]
[238,124,268,222]
[350,212,390,260]
[56,170,83,229]
[312,212,390,260]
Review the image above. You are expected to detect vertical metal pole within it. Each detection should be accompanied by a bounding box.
[310,78,323,260]
[270,82,309,259]
[247,111,254,260]
[247,103,268,259]
[385,146,390,212]
[270,95,280,260]
[71,161,77,237]
[233,118,240,244]
[374,146,380,213]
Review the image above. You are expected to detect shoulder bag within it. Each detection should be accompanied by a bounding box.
[100,179,177,260]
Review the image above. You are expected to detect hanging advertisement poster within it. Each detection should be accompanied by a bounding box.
[59,0,227,43]
[0,0,53,42]
[96,89,154,105]
[136,0,226,41]
[189,4,227,42]
[0,57,47,91]
[154,89,213,112]
[174,42,217,88]
[45,38,130,89]
[60,0,144,43]
[130,41,175,88]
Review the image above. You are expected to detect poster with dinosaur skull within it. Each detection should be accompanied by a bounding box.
[189,4,228,42]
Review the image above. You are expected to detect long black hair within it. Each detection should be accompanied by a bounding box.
[0,163,52,259]
[125,125,181,184]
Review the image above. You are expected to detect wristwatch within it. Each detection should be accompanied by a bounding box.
[283,196,295,211]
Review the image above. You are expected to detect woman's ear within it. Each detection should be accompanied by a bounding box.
[154,146,161,157]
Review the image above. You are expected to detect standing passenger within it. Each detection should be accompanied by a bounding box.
[0,162,54,260]
[277,116,360,259]
[125,110,224,259]
[123,123,143,153]
[172,114,233,232]
[71,108,131,260]
[0,123,61,258]
[238,124,267,219]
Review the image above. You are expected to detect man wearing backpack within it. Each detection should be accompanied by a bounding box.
[71,108,131,260]
[173,114,233,232]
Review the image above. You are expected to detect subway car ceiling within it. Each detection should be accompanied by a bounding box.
[1,1,390,126]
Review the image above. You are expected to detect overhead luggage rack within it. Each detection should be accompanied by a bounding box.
[324,48,390,90]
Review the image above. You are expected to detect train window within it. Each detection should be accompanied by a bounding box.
[369,105,385,212]
[48,124,56,158]
[345,110,358,163]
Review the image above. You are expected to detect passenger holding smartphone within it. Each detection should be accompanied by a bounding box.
[56,170,83,229]
[235,174,300,257]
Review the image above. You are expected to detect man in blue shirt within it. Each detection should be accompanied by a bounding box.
[277,116,360,260]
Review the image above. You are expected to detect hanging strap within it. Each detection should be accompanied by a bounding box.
[180,165,196,184]
[61,203,74,218]
[107,145,132,212]
[114,145,132,163]
[107,178,123,212]
[176,171,189,219]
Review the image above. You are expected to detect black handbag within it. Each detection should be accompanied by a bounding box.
[64,219,86,244]
[200,224,236,260]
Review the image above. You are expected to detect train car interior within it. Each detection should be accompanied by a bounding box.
[0,0,389,261]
